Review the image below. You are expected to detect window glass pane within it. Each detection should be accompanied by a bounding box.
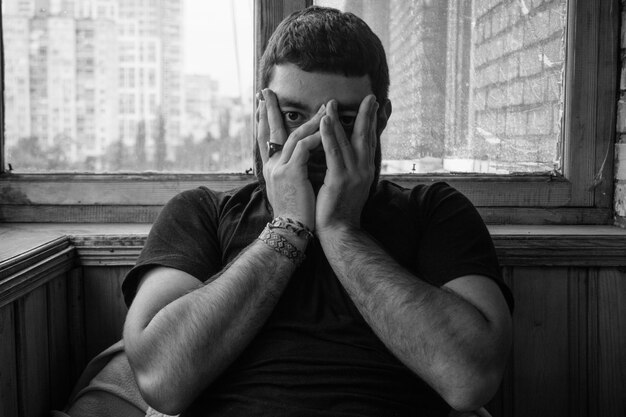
[315,0,567,174]
[3,0,254,172]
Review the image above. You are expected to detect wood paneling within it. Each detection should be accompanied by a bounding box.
[83,266,130,360]
[47,275,73,410]
[16,285,50,417]
[0,204,614,225]
[510,267,570,416]
[0,227,625,416]
[68,267,86,381]
[568,268,589,417]
[594,268,626,416]
[0,242,74,308]
[0,174,577,207]
[0,303,18,417]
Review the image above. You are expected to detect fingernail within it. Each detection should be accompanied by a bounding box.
[317,104,326,114]
[256,90,264,101]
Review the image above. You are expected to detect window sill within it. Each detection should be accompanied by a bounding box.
[2,222,625,283]
[0,173,615,224]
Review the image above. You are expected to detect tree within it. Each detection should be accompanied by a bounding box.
[135,119,146,169]
[154,112,167,171]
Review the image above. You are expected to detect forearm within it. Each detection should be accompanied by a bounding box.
[124,235,302,414]
[318,226,508,410]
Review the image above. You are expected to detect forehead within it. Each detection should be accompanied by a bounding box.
[268,63,372,110]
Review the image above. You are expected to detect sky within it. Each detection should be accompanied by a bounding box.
[183,0,254,99]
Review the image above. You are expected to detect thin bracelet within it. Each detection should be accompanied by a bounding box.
[258,226,306,266]
[268,217,315,241]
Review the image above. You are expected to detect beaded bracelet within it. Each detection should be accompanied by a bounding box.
[258,226,306,266]
[268,217,315,241]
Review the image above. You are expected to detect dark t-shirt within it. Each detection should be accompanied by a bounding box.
[122,180,513,417]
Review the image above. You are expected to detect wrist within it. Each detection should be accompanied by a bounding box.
[269,226,310,253]
[316,222,360,241]
[258,226,308,266]
[269,217,314,242]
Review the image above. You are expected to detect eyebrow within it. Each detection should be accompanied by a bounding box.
[276,95,362,113]
[276,97,309,111]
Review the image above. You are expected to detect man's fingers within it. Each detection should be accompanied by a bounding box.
[262,89,288,149]
[352,95,377,170]
[369,107,378,167]
[281,104,326,163]
[320,115,345,172]
[256,99,269,164]
[289,132,322,165]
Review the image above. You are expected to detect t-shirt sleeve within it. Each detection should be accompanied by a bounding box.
[122,188,224,307]
[412,182,514,312]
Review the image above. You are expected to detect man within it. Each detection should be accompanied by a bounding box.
[122,6,513,416]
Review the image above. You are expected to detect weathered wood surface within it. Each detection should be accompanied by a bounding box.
[0,303,18,417]
[2,204,614,224]
[0,225,625,416]
[83,266,130,360]
[0,174,573,207]
[16,286,51,417]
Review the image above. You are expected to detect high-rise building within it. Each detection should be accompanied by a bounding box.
[3,16,32,150]
[117,0,183,161]
[2,0,36,17]
[29,16,78,159]
[3,0,183,168]
[76,17,119,165]
[183,74,219,141]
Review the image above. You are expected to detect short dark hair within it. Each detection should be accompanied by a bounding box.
[259,6,389,103]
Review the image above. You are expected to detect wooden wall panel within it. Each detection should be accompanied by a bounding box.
[83,266,130,360]
[509,267,571,416]
[68,267,86,381]
[1,231,624,417]
[0,303,18,417]
[15,285,50,417]
[47,274,72,410]
[486,267,515,417]
[594,268,626,416]
[567,268,589,417]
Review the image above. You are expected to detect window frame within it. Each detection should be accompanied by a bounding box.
[0,0,617,225]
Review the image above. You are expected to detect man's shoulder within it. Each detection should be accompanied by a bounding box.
[174,181,264,210]
[373,179,461,208]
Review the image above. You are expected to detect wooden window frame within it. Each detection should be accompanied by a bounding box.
[0,0,617,224]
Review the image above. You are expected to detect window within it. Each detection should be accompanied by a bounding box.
[2,0,254,173]
[0,0,617,224]
[317,0,566,175]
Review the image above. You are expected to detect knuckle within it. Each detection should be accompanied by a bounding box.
[269,126,281,137]
[328,147,342,157]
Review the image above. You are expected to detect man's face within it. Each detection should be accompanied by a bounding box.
[266,63,377,187]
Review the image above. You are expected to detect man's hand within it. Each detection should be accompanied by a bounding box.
[257,89,325,230]
[316,95,379,234]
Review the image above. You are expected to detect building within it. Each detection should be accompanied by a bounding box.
[3,16,32,152]
[182,74,219,141]
[29,15,78,160]
[3,0,183,170]
[117,0,183,163]
[76,17,119,166]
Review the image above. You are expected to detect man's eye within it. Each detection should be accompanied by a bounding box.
[283,111,303,123]
[339,115,356,129]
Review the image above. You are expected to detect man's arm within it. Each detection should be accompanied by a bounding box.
[123,237,302,415]
[124,90,324,414]
[316,96,511,412]
[317,227,512,412]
